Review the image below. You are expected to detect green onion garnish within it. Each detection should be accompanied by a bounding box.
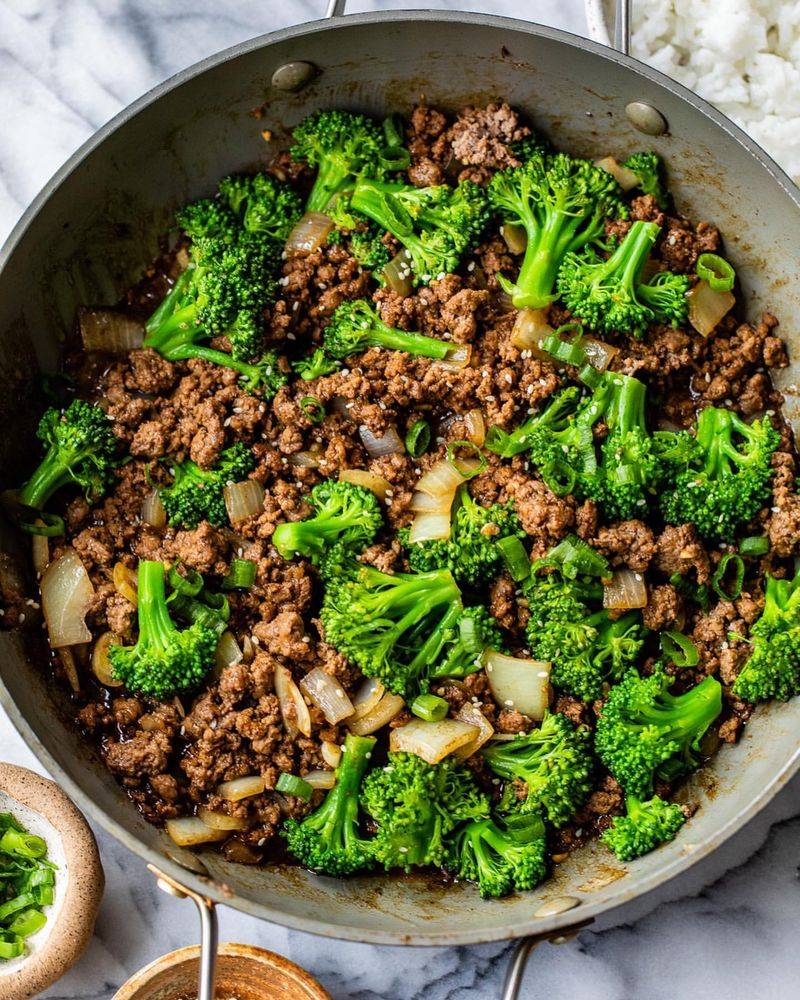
[541,329,587,367]
[712,552,745,601]
[275,774,314,801]
[446,440,488,477]
[696,253,735,292]
[405,419,431,458]
[577,362,602,388]
[411,693,449,722]
[660,631,700,668]
[300,396,326,424]
[222,558,257,591]
[739,535,770,557]
[167,564,204,598]
[497,536,531,582]
[0,811,57,963]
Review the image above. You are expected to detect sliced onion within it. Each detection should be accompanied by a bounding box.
[303,769,336,790]
[113,562,138,607]
[78,307,144,353]
[288,450,321,470]
[300,666,355,725]
[417,458,471,498]
[139,713,165,732]
[274,663,312,738]
[41,548,95,648]
[285,212,333,255]
[224,480,264,524]
[382,250,413,297]
[500,223,527,254]
[350,677,385,720]
[511,308,553,352]
[434,344,471,371]
[359,424,405,458]
[141,489,167,529]
[321,740,343,769]
[197,806,248,832]
[92,631,123,688]
[582,337,619,373]
[595,156,640,191]
[166,816,227,847]
[338,469,392,500]
[58,647,81,694]
[215,631,243,673]
[408,511,452,543]
[453,703,495,760]
[464,409,486,448]
[348,690,404,735]
[218,775,266,802]
[31,533,49,576]
[603,569,648,610]
[390,717,479,764]
[409,490,451,514]
[687,280,735,337]
[485,651,551,721]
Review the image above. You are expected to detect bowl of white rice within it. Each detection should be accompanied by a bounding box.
[585,0,800,185]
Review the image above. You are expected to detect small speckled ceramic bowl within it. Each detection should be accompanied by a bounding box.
[0,763,104,1000]
[113,942,332,1000]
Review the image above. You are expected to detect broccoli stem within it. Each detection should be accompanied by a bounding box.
[18,457,71,510]
[159,341,266,384]
[513,205,582,309]
[366,318,451,359]
[136,561,175,652]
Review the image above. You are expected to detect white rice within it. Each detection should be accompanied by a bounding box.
[632,0,800,183]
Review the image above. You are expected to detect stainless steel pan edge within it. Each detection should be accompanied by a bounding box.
[1,10,799,949]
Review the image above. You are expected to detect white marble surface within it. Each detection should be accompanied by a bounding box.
[1,1,799,997]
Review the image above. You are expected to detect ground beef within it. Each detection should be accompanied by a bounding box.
[643,584,684,632]
[657,215,720,272]
[593,520,656,572]
[447,102,529,173]
[167,523,228,575]
[654,523,711,583]
[104,731,171,780]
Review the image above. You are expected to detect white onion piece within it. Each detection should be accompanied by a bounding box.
[303,769,336,790]
[603,569,647,610]
[218,775,265,801]
[78,307,144,353]
[197,806,248,832]
[113,562,138,606]
[58,647,81,693]
[288,450,321,469]
[92,631,123,688]
[359,424,405,458]
[338,469,392,500]
[485,652,551,721]
[285,212,333,255]
[687,280,735,337]
[511,308,553,352]
[434,344,471,371]
[224,480,264,524]
[320,740,342,769]
[141,489,167,528]
[300,666,355,725]
[215,631,243,673]
[595,156,640,191]
[390,717,479,764]
[382,250,414,297]
[500,223,527,254]
[464,409,486,448]
[351,677,385,720]
[408,511,452,544]
[166,816,227,847]
[274,663,312,737]
[416,459,470,498]
[582,337,619,373]
[453,703,495,760]
[31,533,49,576]
[409,490,451,514]
[41,549,95,648]
[348,690,404,735]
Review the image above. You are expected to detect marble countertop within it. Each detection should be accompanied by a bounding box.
[1,1,799,997]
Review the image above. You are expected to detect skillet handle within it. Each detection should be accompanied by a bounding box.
[326,0,347,15]
[613,0,632,55]
[501,922,592,1000]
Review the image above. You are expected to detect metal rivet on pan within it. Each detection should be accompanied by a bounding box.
[533,895,581,917]
[271,61,317,92]
[625,101,668,136]
[164,847,210,876]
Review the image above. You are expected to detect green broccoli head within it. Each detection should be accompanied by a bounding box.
[602,794,686,861]
[428,605,505,680]
[108,561,218,698]
[292,348,341,381]
[361,753,489,872]
[283,733,376,877]
[733,568,800,703]
[483,712,593,827]
[322,298,452,361]
[218,172,302,243]
[595,669,722,798]
[448,812,548,899]
[19,399,118,511]
[160,442,255,529]
[272,480,383,563]
[622,151,669,209]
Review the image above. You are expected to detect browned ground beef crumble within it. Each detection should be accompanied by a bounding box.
[3,101,798,868]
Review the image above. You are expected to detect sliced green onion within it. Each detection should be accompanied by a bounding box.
[541,328,587,367]
[0,830,46,860]
[712,552,744,601]
[0,811,57,963]
[167,564,203,598]
[541,461,578,498]
[405,419,431,458]
[8,908,46,939]
[379,114,412,171]
[411,693,449,722]
[446,440,488,477]
[0,893,36,922]
[696,253,735,292]
[739,535,770,557]
[0,936,23,959]
[660,631,700,668]
[497,536,531,582]
[222,559,257,591]
[577,362,602,388]
[275,773,314,801]
[300,396,326,424]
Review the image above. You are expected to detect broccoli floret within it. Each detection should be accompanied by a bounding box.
[602,794,686,861]
[488,148,625,310]
[322,298,453,361]
[532,533,611,582]
[483,712,593,827]
[160,443,255,529]
[622,151,669,210]
[448,812,547,899]
[272,480,382,564]
[733,568,800,702]
[18,399,118,511]
[595,669,722,798]
[291,110,385,213]
[326,195,393,272]
[349,178,489,283]
[217,172,303,243]
[428,606,505,680]
[557,220,689,338]
[283,733,376,877]
[320,562,462,697]
[108,561,218,698]
[292,349,341,381]
[361,753,489,872]
[403,488,524,586]
[661,407,781,542]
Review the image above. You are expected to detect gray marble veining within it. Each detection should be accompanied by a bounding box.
[1,1,799,997]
